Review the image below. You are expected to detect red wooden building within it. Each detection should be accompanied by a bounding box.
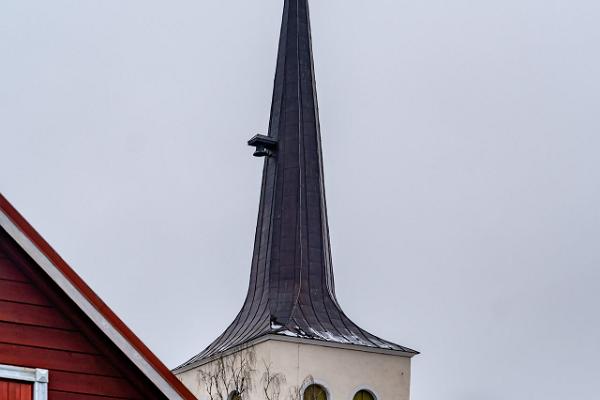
[0,194,196,400]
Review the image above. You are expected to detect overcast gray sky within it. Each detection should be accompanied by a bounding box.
[1,1,599,399]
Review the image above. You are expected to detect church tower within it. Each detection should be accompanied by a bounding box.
[174,1,418,399]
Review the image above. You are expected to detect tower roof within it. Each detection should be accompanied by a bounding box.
[175,0,417,371]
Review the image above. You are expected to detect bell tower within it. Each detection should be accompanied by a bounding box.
[174,1,418,399]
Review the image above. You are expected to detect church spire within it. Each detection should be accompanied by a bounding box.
[176,0,416,368]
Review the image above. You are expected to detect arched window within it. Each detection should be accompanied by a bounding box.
[353,390,375,400]
[303,384,327,400]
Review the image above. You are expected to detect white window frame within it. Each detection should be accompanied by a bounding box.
[0,364,48,399]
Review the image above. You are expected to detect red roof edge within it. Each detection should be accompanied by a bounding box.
[0,193,197,400]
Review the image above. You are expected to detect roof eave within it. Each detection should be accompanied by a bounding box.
[172,333,418,375]
[265,334,419,358]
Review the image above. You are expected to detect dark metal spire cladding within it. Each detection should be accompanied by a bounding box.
[176,0,416,370]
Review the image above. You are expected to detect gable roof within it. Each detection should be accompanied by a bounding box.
[0,193,196,400]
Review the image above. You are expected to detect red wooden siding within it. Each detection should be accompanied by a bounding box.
[0,230,168,400]
[0,379,33,400]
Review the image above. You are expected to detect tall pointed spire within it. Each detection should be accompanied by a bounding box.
[176,0,416,369]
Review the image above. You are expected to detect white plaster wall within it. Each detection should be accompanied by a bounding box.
[176,339,412,400]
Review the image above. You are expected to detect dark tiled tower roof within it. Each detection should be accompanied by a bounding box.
[175,0,417,371]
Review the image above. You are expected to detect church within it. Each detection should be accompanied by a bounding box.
[173,1,418,399]
[0,1,416,399]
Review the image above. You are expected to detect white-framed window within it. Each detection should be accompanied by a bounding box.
[0,364,48,400]
[353,389,377,400]
[303,384,328,400]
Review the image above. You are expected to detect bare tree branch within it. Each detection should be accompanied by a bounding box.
[198,348,257,400]
[262,361,286,400]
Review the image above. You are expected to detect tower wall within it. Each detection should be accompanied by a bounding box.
[176,339,411,400]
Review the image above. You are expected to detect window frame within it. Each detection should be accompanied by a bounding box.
[350,387,379,400]
[302,383,330,400]
[0,364,48,400]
